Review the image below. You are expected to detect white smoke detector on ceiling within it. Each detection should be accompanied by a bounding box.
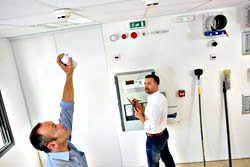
[54,8,73,20]
[53,8,93,24]
[143,0,159,6]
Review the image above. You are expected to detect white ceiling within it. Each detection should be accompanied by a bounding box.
[0,0,249,37]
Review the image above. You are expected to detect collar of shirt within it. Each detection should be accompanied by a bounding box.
[47,151,70,161]
[147,91,160,101]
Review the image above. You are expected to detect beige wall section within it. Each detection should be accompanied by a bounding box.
[0,38,41,167]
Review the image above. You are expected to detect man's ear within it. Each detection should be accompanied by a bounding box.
[47,141,57,150]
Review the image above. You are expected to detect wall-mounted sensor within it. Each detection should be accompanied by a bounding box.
[113,54,121,61]
[209,53,216,61]
[208,39,218,47]
[211,40,218,47]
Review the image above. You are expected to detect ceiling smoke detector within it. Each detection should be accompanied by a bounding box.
[53,8,93,24]
[54,8,73,20]
[143,0,159,6]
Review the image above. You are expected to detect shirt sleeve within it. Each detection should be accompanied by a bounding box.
[144,102,162,132]
[59,101,74,141]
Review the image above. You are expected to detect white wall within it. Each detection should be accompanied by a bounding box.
[0,38,41,167]
[4,6,250,167]
[102,7,250,166]
[10,25,122,167]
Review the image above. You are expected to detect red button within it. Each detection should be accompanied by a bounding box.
[131,32,138,39]
[121,34,127,39]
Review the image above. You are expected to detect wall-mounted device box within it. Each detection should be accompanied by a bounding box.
[203,13,227,37]
[114,69,154,131]
[114,69,179,131]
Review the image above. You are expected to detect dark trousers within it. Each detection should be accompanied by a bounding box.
[146,129,175,167]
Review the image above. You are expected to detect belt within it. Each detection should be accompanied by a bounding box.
[146,131,164,137]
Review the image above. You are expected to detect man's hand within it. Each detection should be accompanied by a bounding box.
[57,54,74,102]
[132,98,145,113]
[57,54,74,76]
[134,110,145,123]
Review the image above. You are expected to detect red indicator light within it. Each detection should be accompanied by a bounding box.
[131,32,138,39]
[121,34,127,39]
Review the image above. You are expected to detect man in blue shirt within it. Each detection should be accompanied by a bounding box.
[29,54,88,167]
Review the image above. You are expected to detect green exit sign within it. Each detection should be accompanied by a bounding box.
[129,20,146,29]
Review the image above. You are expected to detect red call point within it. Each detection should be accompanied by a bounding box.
[178,90,185,97]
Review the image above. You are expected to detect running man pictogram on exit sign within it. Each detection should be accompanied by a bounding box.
[129,20,146,29]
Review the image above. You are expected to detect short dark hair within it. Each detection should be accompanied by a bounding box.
[29,123,56,153]
[145,74,160,85]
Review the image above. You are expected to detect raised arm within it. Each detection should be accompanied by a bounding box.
[57,54,74,102]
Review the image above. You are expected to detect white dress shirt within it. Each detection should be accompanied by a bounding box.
[144,91,168,134]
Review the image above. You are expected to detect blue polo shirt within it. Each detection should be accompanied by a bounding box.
[45,101,88,167]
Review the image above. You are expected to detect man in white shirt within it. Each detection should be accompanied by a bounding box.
[132,74,175,167]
